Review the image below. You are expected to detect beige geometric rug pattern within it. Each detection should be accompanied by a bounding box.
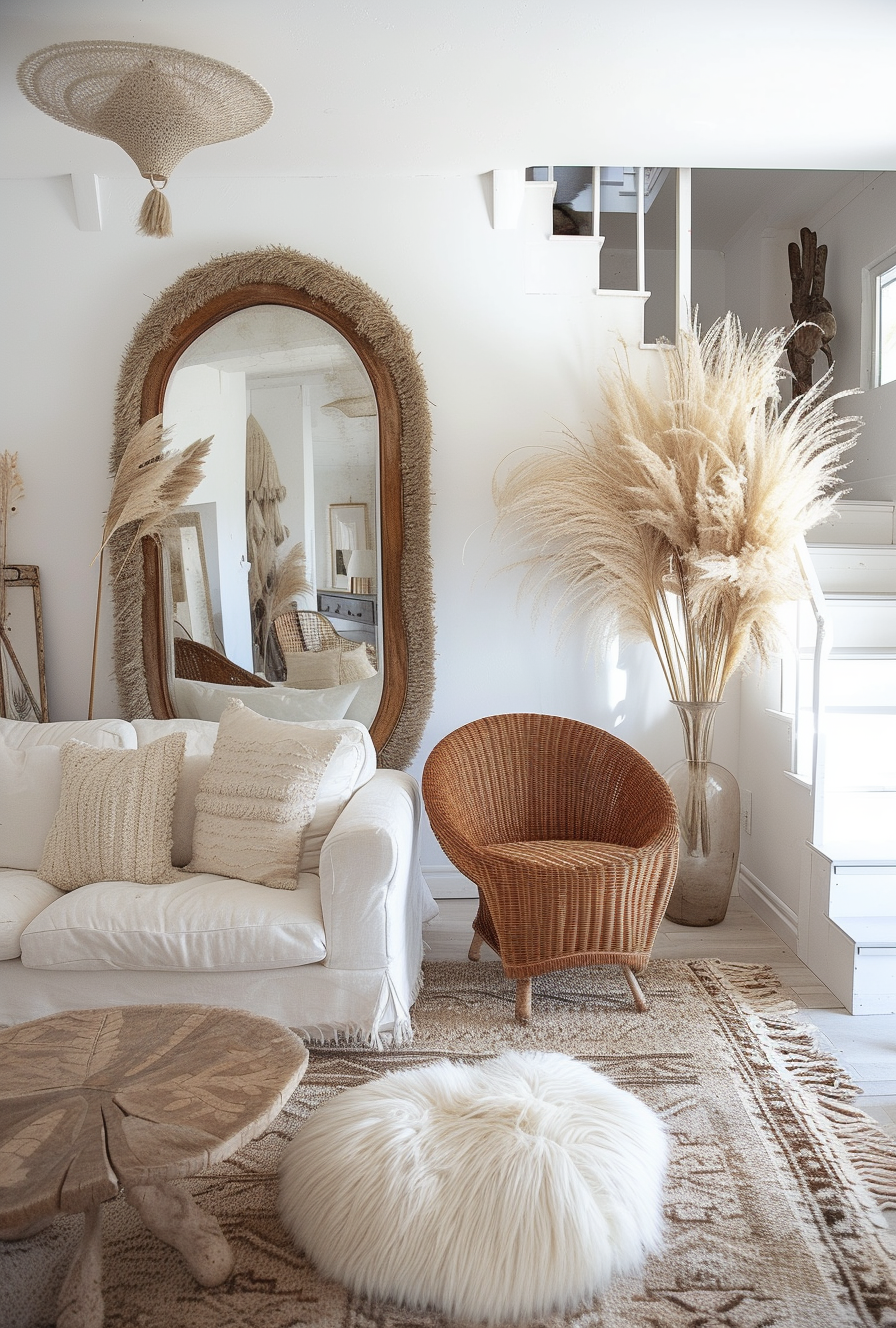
[3,959,896,1327]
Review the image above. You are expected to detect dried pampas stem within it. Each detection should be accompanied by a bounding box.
[260,542,311,676]
[89,416,212,717]
[0,451,24,632]
[137,181,173,238]
[495,313,862,706]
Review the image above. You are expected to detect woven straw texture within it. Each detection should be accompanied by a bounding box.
[3,960,895,1328]
[111,248,434,771]
[38,732,185,891]
[423,714,679,979]
[174,638,271,688]
[17,42,272,180]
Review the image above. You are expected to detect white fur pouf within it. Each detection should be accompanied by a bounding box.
[278,1050,667,1323]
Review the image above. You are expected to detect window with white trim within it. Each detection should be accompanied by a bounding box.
[871,254,896,387]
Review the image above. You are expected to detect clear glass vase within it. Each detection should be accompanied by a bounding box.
[663,700,740,927]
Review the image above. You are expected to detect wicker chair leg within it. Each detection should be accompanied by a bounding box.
[468,933,484,961]
[623,965,648,1013]
[515,978,532,1024]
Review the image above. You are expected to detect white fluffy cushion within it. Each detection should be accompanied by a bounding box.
[173,677,360,723]
[188,700,343,889]
[279,1051,667,1324]
[0,717,137,750]
[38,733,186,891]
[19,872,326,971]
[0,744,62,870]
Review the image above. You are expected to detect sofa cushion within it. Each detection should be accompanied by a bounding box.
[19,873,326,971]
[0,870,64,960]
[0,718,137,750]
[39,734,186,891]
[173,677,360,723]
[132,718,218,756]
[0,744,62,870]
[136,715,377,872]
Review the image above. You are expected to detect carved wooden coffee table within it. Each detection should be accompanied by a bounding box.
[0,1004,308,1327]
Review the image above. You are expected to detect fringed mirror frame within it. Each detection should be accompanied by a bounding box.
[110,247,435,769]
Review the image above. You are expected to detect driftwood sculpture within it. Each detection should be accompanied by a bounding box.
[787,227,837,397]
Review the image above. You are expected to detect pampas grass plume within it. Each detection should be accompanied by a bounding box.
[495,313,861,702]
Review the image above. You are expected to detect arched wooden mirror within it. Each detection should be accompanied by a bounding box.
[110,248,434,768]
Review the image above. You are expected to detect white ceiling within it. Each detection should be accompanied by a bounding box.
[2,0,896,181]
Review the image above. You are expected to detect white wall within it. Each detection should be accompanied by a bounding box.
[1,169,743,875]
[811,172,896,502]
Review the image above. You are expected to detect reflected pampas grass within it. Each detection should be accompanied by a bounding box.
[495,314,861,704]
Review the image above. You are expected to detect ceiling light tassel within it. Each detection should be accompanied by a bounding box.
[137,175,172,238]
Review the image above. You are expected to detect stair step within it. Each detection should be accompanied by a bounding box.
[809,546,896,594]
[823,597,896,648]
[806,500,896,546]
[817,789,896,861]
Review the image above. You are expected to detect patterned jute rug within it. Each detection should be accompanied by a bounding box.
[4,960,896,1328]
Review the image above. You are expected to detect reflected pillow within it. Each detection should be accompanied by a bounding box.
[38,733,186,891]
[285,645,376,690]
[338,644,377,684]
[187,699,343,890]
[285,649,341,690]
[173,676,359,722]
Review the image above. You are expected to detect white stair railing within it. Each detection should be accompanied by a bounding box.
[794,536,831,846]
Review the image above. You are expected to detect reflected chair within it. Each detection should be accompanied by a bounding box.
[273,609,378,670]
[173,638,272,688]
[422,713,679,1023]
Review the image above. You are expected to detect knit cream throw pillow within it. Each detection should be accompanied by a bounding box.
[39,732,186,891]
[187,699,343,890]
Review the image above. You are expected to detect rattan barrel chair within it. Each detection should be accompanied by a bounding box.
[173,638,272,688]
[422,713,680,1023]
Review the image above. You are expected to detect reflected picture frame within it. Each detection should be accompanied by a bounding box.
[158,512,217,649]
[328,502,370,590]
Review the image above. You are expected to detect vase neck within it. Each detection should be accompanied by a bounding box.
[672,700,721,764]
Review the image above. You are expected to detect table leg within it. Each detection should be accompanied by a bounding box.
[124,1182,234,1287]
[57,1205,103,1328]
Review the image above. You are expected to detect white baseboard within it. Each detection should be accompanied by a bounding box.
[423,865,478,899]
[738,864,799,950]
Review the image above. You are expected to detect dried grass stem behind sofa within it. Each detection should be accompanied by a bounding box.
[423,714,679,1021]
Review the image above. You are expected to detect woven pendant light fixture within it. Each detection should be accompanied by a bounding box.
[17,41,273,237]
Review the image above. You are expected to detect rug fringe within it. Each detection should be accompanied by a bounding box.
[706,961,896,1211]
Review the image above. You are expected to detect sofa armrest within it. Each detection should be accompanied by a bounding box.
[318,769,434,971]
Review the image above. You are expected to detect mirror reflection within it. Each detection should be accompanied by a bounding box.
[161,305,383,727]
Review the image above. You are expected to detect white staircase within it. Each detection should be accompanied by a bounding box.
[802,502,896,1012]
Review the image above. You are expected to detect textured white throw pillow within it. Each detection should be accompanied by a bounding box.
[187,700,343,889]
[38,732,186,891]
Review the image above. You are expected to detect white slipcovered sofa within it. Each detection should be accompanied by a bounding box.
[0,715,437,1045]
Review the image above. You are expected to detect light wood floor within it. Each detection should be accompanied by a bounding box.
[424,894,896,1141]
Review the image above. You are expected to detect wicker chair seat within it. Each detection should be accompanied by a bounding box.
[422,713,679,1022]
